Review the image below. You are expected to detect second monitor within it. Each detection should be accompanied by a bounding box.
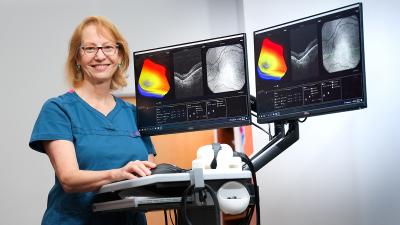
[253,3,367,123]
[134,34,251,136]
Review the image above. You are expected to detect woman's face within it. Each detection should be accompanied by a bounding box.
[77,24,121,85]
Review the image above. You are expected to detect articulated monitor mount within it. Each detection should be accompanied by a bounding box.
[247,95,300,172]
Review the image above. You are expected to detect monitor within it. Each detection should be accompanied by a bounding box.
[134,34,251,136]
[253,3,366,123]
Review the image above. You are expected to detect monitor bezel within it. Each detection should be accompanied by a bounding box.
[253,2,367,124]
[133,33,252,136]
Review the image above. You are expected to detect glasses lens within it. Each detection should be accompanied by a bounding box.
[102,45,117,55]
[82,46,97,54]
[81,45,118,56]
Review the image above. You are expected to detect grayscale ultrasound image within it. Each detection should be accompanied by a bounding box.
[173,48,203,99]
[322,15,360,73]
[206,44,245,93]
[290,24,319,81]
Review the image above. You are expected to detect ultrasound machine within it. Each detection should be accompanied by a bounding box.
[93,3,367,225]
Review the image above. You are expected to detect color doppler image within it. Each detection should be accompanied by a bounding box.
[257,38,287,80]
[137,59,170,98]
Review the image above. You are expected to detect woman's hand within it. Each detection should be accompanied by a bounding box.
[112,160,156,181]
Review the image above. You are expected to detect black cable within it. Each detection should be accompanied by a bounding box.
[246,205,255,225]
[174,209,178,225]
[204,184,221,225]
[234,152,260,225]
[238,205,252,225]
[181,184,194,225]
[251,122,270,135]
[163,209,168,225]
[181,184,221,225]
[298,117,307,123]
[250,115,273,140]
[268,123,272,140]
[168,209,175,225]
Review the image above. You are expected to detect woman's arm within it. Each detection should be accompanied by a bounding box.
[44,140,156,193]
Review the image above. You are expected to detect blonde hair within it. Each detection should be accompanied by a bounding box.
[66,16,129,90]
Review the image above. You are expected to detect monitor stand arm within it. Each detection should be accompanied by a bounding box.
[246,95,300,172]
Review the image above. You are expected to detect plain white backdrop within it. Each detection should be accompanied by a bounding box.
[0,0,399,225]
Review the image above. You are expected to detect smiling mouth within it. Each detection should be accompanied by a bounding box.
[91,64,111,71]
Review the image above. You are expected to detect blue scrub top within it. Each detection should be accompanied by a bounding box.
[29,91,155,225]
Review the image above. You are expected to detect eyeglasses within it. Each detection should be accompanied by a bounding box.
[80,44,119,56]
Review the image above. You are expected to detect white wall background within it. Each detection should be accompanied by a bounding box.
[1,0,399,225]
[0,0,243,224]
[243,0,400,225]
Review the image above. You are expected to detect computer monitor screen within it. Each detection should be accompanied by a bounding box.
[254,3,366,123]
[134,34,251,136]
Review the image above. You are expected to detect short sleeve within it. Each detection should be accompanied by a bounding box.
[142,136,156,156]
[29,99,73,153]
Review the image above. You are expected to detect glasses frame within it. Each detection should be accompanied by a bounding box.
[79,44,120,56]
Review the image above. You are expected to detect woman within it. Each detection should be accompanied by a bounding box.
[29,16,156,225]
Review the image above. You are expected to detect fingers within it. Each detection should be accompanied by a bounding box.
[123,160,155,179]
[124,172,137,180]
[142,160,157,169]
[136,162,151,176]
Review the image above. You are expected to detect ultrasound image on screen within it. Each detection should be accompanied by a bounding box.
[322,15,360,73]
[173,48,203,99]
[206,44,245,93]
[290,24,318,81]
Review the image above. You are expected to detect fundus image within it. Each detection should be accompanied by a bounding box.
[206,44,245,93]
[173,48,204,99]
[322,15,360,73]
[137,59,170,98]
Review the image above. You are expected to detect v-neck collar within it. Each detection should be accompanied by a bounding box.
[70,90,121,122]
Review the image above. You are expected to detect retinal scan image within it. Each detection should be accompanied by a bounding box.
[290,24,319,81]
[322,15,360,73]
[173,48,204,99]
[206,44,245,93]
